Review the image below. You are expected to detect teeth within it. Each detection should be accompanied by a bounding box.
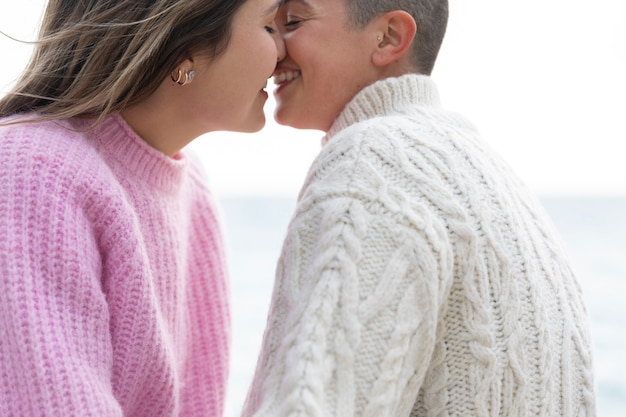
[274,70,301,84]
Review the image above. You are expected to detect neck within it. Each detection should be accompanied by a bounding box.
[121,77,206,157]
[121,103,191,158]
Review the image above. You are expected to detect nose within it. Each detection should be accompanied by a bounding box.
[273,31,286,62]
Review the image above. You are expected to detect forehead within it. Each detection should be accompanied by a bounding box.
[281,0,344,10]
[241,0,283,15]
[280,0,352,17]
[263,0,285,14]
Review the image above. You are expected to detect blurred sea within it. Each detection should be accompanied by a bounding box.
[218,196,626,417]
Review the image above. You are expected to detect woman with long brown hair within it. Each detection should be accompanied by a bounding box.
[0,0,283,415]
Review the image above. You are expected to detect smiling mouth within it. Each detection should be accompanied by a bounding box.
[273,70,301,85]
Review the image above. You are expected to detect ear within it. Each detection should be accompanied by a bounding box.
[371,11,417,68]
[170,57,196,86]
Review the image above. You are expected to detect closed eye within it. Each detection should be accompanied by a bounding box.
[284,19,302,28]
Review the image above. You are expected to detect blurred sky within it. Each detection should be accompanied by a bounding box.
[1,0,625,197]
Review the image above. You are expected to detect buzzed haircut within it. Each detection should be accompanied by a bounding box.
[346,0,448,74]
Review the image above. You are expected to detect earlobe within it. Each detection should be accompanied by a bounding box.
[371,11,417,68]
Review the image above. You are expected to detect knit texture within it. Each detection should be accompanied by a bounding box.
[0,114,230,416]
[242,74,596,417]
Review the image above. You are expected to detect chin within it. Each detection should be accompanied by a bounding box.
[236,115,266,133]
[274,108,327,131]
[274,107,301,129]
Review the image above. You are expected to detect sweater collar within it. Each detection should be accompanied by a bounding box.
[80,114,188,193]
[324,74,441,143]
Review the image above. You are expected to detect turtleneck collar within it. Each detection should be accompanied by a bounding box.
[324,74,441,144]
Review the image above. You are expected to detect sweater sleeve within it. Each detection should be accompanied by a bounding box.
[0,149,122,415]
[242,191,454,417]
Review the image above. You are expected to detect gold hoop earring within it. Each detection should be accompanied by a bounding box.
[171,69,195,86]
[180,70,195,86]
[171,69,183,84]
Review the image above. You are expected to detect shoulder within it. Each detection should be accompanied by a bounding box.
[297,112,477,238]
[0,117,119,210]
[0,117,106,172]
[311,103,484,195]
[180,148,220,208]
[303,115,426,202]
[334,106,478,151]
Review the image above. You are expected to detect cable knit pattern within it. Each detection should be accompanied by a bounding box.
[241,75,596,417]
[0,114,230,416]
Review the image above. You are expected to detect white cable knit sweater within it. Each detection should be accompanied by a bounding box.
[242,74,596,417]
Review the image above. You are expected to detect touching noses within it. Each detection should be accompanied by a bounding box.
[273,31,286,62]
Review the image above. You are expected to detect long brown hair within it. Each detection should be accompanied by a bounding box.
[0,0,248,123]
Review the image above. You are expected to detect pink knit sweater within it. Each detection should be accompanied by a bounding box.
[0,114,231,416]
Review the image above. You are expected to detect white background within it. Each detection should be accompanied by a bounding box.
[1,0,625,197]
[2,2,625,415]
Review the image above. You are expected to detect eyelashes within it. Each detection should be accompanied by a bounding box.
[281,16,303,30]
[284,19,301,27]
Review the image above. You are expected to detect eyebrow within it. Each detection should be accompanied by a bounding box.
[282,0,311,6]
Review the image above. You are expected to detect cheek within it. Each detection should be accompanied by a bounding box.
[240,31,278,72]
[284,35,304,62]
[259,39,278,72]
